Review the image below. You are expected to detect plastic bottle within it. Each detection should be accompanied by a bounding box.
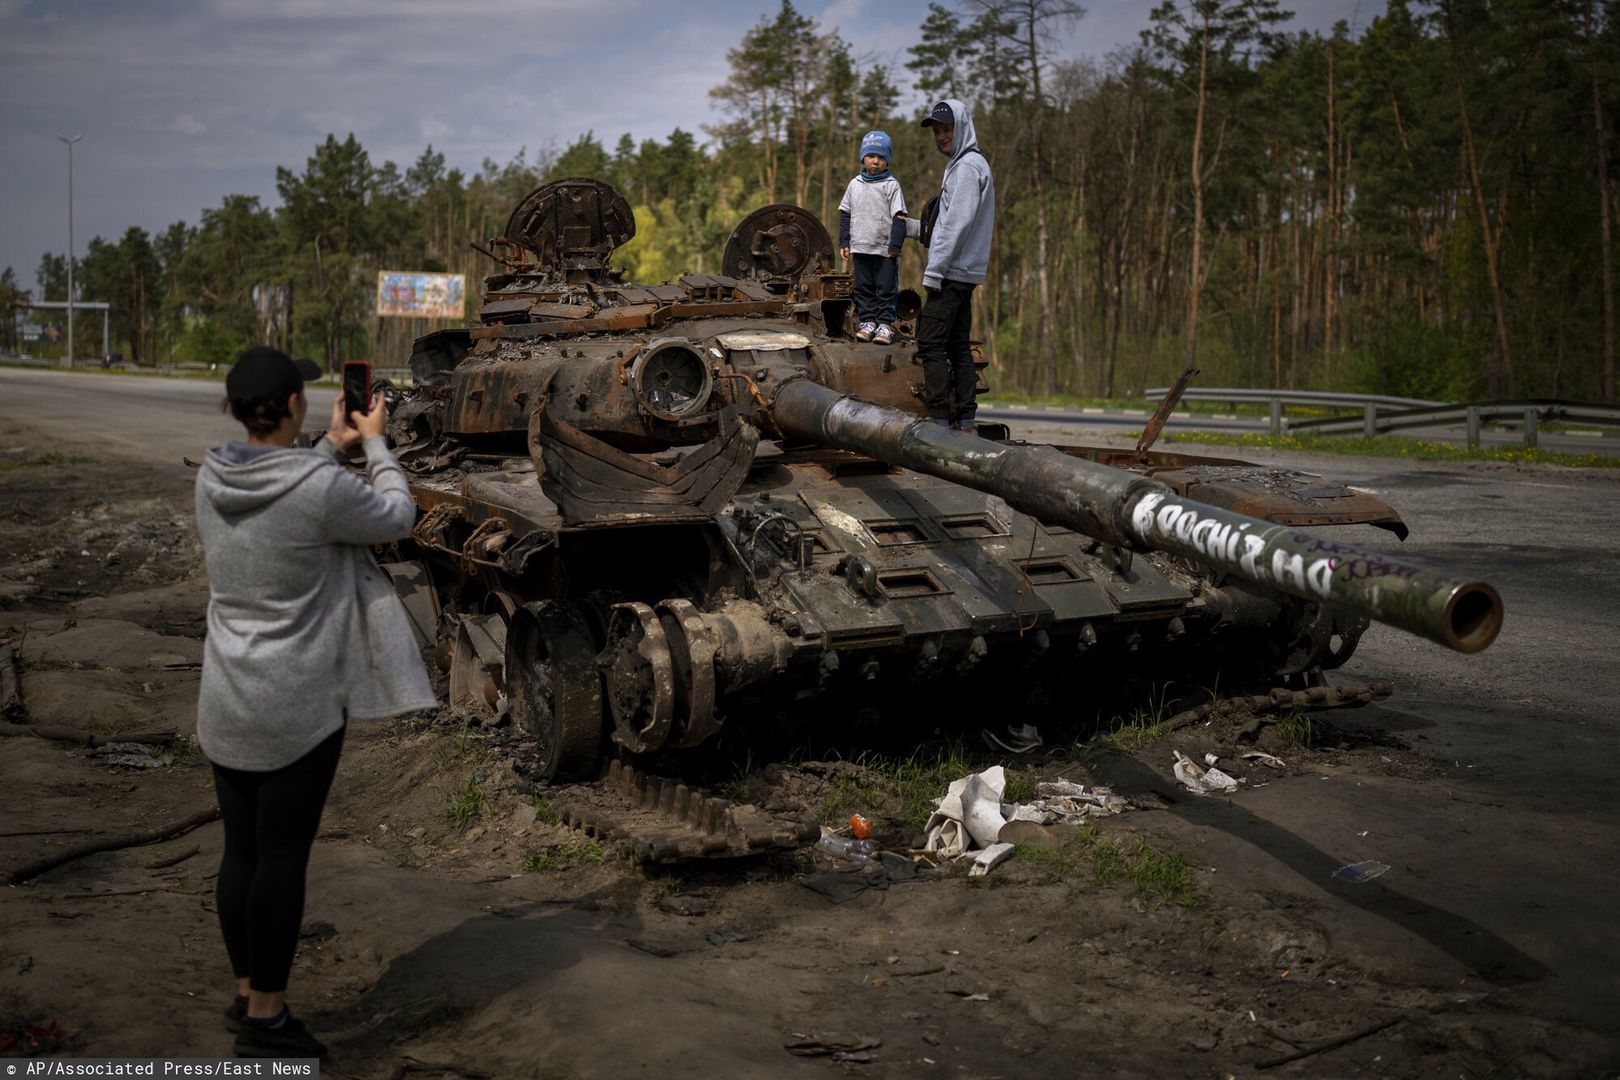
[816,834,875,861]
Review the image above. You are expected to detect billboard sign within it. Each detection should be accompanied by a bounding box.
[376,270,464,319]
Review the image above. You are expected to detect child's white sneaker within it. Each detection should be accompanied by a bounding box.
[855,321,876,342]
[873,324,895,345]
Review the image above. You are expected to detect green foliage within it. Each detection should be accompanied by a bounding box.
[444,772,489,828]
[521,840,604,873]
[816,742,973,829]
[1274,709,1317,749]
[1016,821,1200,906]
[1163,429,1620,469]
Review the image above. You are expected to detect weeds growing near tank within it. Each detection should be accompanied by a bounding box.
[814,741,972,828]
[1274,709,1318,749]
[1016,821,1200,907]
[521,840,604,873]
[435,723,491,769]
[444,772,488,828]
[528,795,564,826]
[1001,771,1035,804]
[1077,686,1172,765]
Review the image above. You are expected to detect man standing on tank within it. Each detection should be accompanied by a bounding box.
[911,99,995,431]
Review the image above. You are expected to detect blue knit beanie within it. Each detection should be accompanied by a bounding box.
[859,130,892,165]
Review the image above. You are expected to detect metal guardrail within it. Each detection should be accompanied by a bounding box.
[1144,386,1445,436]
[1289,398,1620,449]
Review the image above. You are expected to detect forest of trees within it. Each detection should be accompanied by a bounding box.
[4,0,1617,403]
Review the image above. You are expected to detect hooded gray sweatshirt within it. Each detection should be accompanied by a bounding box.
[911,99,996,290]
[194,435,436,771]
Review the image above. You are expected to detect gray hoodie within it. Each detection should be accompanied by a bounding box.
[914,99,995,290]
[194,435,435,771]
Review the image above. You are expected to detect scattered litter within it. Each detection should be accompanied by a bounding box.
[1026,779,1131,820]
[705,929,750,946]
[1173,750,1239,795]
[924,766,1008,858]
[967,842,1015,877]
[1204,752,1220,767]
[959,992,990,1002]
[848,814,872,840]
[915,766,1142,876]
[801,851,920,904]
[831,1050,874,1064]
[1332,860,1391,883]
[1241,751,1286,770]
[784,1033,881,1057]
[982,723,1042,754]
[816,834,874,862]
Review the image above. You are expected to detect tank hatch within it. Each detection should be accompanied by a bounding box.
[499,177,635,281]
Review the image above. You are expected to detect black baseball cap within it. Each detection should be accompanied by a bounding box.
[921,101,955,128]
[226,346,321,400]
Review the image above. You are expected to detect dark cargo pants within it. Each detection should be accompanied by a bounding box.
[916,280,978,424]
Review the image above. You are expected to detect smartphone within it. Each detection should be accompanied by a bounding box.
[342,361,371,427]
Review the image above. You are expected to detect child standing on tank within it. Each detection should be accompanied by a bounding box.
[838,131,908,345]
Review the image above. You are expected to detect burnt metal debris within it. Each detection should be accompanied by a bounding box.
[377,178,1503,840]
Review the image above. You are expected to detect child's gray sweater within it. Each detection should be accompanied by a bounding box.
[194,435,436,771]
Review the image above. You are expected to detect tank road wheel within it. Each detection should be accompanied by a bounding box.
[601,602,676,754]
[505,601,604,783]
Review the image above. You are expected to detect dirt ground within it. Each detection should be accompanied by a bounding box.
[2,413,1619,1079]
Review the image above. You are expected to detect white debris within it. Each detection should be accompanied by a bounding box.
[1241,751,1287,769]
[967,842,1016,877]
[1173,750,1239,795]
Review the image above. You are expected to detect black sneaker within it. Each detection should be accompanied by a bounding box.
[233,1011,328,1059]
[222,995,247,1034]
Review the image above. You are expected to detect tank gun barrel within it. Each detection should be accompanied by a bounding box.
[770,378,1502,654]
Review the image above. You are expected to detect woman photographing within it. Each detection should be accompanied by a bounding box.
[194,346,435,1058]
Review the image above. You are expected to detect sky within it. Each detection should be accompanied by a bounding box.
[0,0,1374,295]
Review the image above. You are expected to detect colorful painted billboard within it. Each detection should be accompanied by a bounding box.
[376,271,465,319]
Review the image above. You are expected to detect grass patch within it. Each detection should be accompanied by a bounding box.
[520,839,605,873]
[435,723,491,768]
[1164,429,1620,469]
[1274,709,1318,749]
[444,773,489,828]
[1016,822,1199,907]
[816,741,972,829]
[1002,771,1035,804]
[1078,687,1172,766]
[528,795,564,826]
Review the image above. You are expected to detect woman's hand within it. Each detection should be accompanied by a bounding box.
[352,391,387,439]
[324,394,362,450]
[322,391,386,449]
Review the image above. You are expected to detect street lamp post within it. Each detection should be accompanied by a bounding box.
[58,134,83,369]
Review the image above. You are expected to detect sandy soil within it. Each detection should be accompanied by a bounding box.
[2,415,1618,1078]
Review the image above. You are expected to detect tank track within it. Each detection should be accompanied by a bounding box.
[553,759,821,864]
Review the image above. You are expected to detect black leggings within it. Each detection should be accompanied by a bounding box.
[211,727,345,994]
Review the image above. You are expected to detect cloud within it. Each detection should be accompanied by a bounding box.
[170,114,207,136]
[418,116,453,142]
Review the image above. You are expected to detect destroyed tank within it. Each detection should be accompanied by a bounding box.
[383,178,1503,792]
